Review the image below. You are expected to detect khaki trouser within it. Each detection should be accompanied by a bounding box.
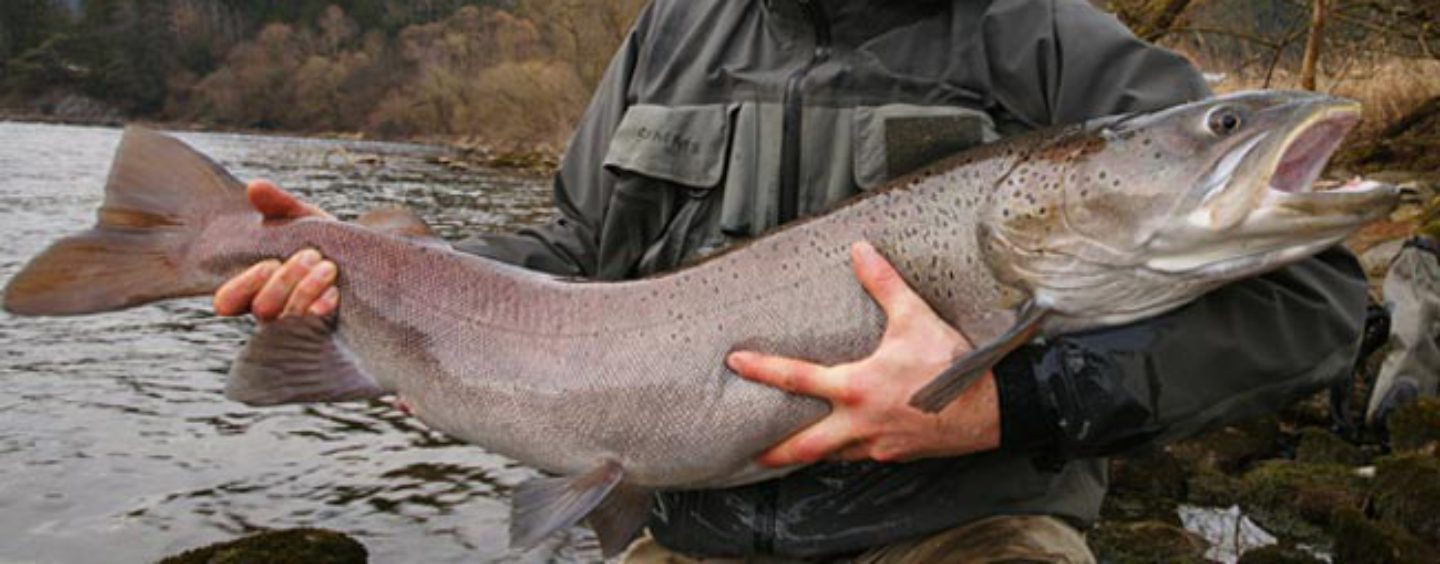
[1367,239,1440,424]
[620,515,1096,564]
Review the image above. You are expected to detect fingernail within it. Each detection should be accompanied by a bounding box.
[309,261,336,281]
[854,241,878,262]
[727,351,753,369]
[296,249,321,267]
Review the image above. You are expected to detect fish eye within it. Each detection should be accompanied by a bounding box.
[1206,107,1245,136]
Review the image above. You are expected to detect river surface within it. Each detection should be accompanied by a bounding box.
[0,121,602,562]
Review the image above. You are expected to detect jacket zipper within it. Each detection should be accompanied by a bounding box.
[776,0,831,224]
[757,0,830,554]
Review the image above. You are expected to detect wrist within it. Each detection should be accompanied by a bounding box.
[992,346,1059,455]
[933,369,1001,457]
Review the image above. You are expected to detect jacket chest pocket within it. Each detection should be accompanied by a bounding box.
[600,104,735,277]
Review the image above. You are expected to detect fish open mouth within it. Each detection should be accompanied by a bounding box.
[1269,108,1360,194]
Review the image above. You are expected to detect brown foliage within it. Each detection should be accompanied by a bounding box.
[178,2,644,146]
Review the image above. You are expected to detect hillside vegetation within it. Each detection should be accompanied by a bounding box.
[1,1,1436,154]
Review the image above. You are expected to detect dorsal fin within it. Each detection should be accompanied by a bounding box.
[357,206,437,239]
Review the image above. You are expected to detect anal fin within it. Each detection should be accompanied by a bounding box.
[909,301,1049,413]
[510,461,632,553]
[226,316,385,406]
[586,483,652,557]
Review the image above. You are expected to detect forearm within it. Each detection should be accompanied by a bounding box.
[994,248,1369,460]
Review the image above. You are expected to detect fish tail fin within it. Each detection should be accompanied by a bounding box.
[3,126,253,316]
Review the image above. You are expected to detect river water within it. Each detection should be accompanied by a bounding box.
[0,121,600,562]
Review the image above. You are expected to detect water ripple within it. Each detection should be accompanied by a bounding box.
[0,121,568,563]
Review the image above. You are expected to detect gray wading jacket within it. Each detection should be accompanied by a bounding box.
[455,0,1370,557]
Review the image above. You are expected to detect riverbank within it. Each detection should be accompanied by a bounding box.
[0,101,561,177]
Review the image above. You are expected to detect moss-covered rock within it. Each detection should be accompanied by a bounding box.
[1235,461,1366,542]
[159,528,367,564]
[1171,417,1282,474]
[1294,427,1369,466]
[1331,507,1439,564]
[1103,450,1190,523]
[1370,452,1440,548]
[1387,396,1440,453]
[1088,520,1209,564]
[1236,544,1325,564]
[1185,465,1244,507]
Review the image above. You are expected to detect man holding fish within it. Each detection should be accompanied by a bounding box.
[212,0,1372,561]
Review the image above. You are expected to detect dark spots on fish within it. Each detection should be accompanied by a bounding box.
[1098,171,1107,180]
[1142,138,1152,146]
[1153,152,1163,160]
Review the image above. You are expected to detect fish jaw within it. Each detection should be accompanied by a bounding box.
[1146,98,1398,276]
[984,91,1398,330]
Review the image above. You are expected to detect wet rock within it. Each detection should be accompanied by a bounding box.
[158,528,367,564]
[1331,508,1438,564]
[1370,453,1440,547]
[1171,417,1282,474]
[1294,427,1369,466]
[1235,461,1366,542]
[1236,544,1324,564]
[1386,396,1440,452]
[1088,520,1209,564]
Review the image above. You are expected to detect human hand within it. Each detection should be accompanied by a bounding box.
[212,180,340,320]
[728,241,1001,466]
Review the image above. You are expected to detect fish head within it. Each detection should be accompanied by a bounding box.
[994,90,1398,327]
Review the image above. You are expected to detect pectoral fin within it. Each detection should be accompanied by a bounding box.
[510,461,628,552]
[909,301,1049,413]
[226,316,385,406]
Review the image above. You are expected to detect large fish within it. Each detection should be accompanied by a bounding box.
[2,91,1398,554]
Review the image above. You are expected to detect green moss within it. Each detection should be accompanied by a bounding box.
[1088,520,1209,564]
[1185,465,1243,507]
[1103,451,1190,523]
[1171,417,1282,474]
[1370,453,1440,547]
[1294,427,1369,466]
[1387,396,1440,453]
[158,528,367,564]
[1236,544,1325,564]
[1236,461,1365,542]
[1332,508,1439,564]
